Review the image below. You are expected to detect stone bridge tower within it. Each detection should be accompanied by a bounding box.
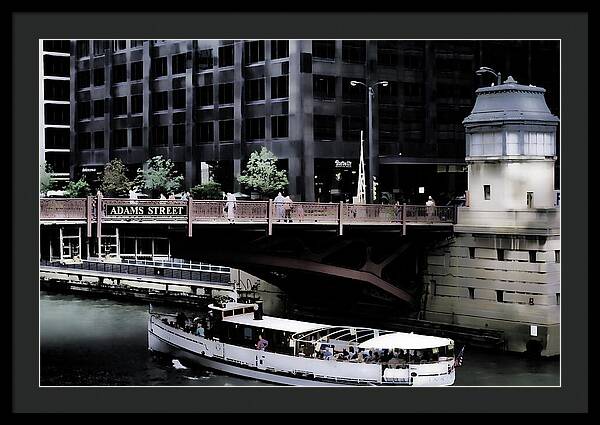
[423,76,560,356]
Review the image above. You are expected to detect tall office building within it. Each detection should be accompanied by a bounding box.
[68,40,559,202]
[40,40,71,189]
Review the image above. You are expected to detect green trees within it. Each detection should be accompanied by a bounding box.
[40,161,53,195]
[190,181,223,200]
[237,147,288,199]
[133,156,184,198]
[100,159,131,197]
[64,178,91,198]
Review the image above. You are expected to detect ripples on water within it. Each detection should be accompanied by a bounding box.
[39,291,558,387]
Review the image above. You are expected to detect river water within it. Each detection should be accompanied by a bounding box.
[40,291,559,386]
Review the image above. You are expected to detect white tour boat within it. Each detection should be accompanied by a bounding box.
[147,301,456,386]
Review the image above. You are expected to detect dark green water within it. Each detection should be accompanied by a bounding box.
[40,291,559,386]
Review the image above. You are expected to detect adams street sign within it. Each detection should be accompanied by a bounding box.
[105,204,188,217]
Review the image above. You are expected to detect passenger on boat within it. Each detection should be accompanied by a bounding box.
[195,321,205,337]
[256,335,269,351]
[176,312,188,329]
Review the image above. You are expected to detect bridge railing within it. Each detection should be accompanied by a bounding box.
[272,201,339,223]
[343,204,403,223]
[405,206,456,223]
[39,198,457,230]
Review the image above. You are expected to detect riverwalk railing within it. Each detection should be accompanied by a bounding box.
[40,258,232,285]
[40,197,457,236]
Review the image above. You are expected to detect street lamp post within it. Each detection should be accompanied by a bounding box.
[350,80,388,203]
[476,66,502,86]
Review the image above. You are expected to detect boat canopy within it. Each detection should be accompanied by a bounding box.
[222,314,329,334]
[358,332,452,350]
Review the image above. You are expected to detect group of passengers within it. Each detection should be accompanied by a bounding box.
[314,346,416,367]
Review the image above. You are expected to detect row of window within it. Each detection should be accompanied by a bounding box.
[77,77,290,119]
[75,112,431,146]
[76,116,289,149]
[313,76,430,102]
[76,40,146,57]
[77,62,144,89]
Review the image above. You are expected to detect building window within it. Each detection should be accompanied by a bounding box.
[132,128,143,147]
[313,75,336,100]
[342,77,365,102]
[173,124,186,145]
[468,287,475,299]
[314,115,336,141]
[271,76,289,99]
[197,122,214,143]
[113,40,127,52]
[113,64,127,84]
[44,104,69,125]
[312,41,335,60]
[377,41,398,66]
[271,41,289,59]
[244,40,265,65]
[131,95,143,114]
[44,128,69,149]
[219,120,234,141]
[469,247,475,259]
[556,293,560,305]
[404,82,423,98]
[197,49,213,71]
[77,70,90,90]
[496,290,504,303]
[151,126,168,146]
[272,115,288,138]
[245,78,265,102]
[78,132,91,150]
[555,250,560,263]
[76,40,89,58]
[219,83,234,104]
[43,55,69,78]
[379,116,399,142]
[378,82,398,105]
[93,41,109,56]
[43,40,70,53]
[93,68,105,86]
[130,40,145,48]
[527,191,534,208]
[94,131,104,149]
[245,118,265,140]
[172,53,187,75]
[153,57,167,78]
[529,251,538,263]
[93,100,104,118]
[342,116,365,141]
[172,89,186,110]
[77,101,91,120]
[484,185,491,200]
[497,249,505,261]
[152,91,168,112]
[131,61,143,81]
[218,45,234,67]
[44,80,69,101]
[113,96,127,116]
[342,41,366,64]
[112,129,128,149]
[196,86,213,107]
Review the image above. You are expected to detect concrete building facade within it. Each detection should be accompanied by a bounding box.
[40,40,71,188]
[67,40,559,203]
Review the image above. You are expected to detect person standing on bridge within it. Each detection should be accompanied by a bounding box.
[426,196,436,220]
[274,192,285,222]
[225,192,236,222]
[283,195,293,222]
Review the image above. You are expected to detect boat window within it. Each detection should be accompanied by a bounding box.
[224,310,234,317]
[244,307,254,314]
[243,327,253,341]
[234,308,244,315]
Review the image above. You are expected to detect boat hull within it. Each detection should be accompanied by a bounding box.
[148,316,455,386]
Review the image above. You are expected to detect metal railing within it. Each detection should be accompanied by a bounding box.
[40,258,232,285]
[39,197,457,236]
